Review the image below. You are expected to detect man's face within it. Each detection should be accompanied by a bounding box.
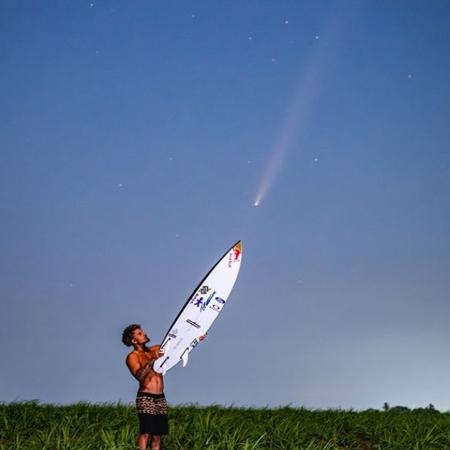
[132,328,150,346]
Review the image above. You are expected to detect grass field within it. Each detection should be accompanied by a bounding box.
[1,401,449,449]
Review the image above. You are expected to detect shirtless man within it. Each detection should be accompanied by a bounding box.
[122,324,167,450]
[122,324,205,450]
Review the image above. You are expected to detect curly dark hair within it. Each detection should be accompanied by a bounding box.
[122,324,141,347]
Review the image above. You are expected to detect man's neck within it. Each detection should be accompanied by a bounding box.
[134,344,147,352]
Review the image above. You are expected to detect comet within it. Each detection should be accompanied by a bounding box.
[253,11,346,207]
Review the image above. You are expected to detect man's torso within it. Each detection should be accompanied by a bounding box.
[130,346,164,394]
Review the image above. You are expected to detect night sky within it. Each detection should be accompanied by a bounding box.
[1,1,450,410]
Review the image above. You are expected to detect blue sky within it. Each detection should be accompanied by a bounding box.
[1,0,450,410]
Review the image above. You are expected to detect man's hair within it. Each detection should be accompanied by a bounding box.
[122,324,141,347]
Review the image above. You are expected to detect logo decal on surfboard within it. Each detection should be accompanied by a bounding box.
[228,242,242,268]
[186,319,200,328]
[168,329,178,339]
[200,286,211,294]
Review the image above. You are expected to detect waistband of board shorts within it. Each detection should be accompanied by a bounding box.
[136,392,165,399]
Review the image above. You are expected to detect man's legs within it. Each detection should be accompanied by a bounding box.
[150,435,161,450]
[137,433,150,450]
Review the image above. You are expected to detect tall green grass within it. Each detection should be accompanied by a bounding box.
[1,401,449,449]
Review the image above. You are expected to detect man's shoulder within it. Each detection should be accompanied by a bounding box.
[126,350,138,362]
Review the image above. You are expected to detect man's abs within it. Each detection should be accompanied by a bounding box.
[139,371,164,394]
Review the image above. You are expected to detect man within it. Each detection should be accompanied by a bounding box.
[122,324,205,450]
[122,324,167,450]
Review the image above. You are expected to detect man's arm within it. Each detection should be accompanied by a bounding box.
[126,353,154,382]
[149,345,162,357]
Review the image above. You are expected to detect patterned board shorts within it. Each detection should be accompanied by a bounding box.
[136,392,169,435]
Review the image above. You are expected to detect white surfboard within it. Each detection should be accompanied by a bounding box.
[154,241,243,374]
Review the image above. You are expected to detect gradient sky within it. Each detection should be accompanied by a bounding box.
[1,1,450,410]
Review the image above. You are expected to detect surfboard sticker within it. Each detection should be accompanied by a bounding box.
[154,241,242,374]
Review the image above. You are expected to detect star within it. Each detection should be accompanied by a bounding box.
[248,36,253,41]
[284,20,289,25]
[315,35,320,40]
